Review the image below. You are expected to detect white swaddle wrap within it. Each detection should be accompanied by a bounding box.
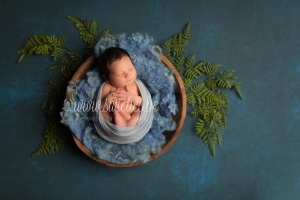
[94,79,154,144]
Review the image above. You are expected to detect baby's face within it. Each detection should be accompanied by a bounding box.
[107,56,137,88]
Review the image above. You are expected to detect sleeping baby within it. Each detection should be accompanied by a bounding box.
[93,47,154,144]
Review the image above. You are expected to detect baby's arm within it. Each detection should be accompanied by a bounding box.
[100,83,115,111]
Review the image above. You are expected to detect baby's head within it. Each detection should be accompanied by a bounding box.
[97,47,137,88]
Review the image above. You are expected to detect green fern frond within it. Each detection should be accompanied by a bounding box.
[41,87,59,109]
[216,78,232,88]
[68,52,83,66]
[183,78,192,88]
[195,119,205,137]
[204,133,217,156]
[90,20,99,36]
[200,105,210,123]
[173,55,184,74]
[51,47,65,60]
[170,34,181,47]
[48,61,63,70]
[184,55,196,68]
[171,33,188,47]
[207,106,218,128]
[162,38,172,53]
[217,132,223,147]
[220,104,229,126]
[35,45,50,55]
[187,93,196,106]
[200,62,222,76]
[181,23,191,40]
[46,35,66,47]
[184,67,201,79]
[191,106,203,117]
[49,77,65,86]
[205,78,217,89]
[68,16,99,46]
[18,35,66,62]
[172,47,186,57]
[32,114,68,156]
[194,60,205,69]
[190,83,204,94]
[195,95,203,105]
[161,23,191,67]
[215,90,228,104]
[49,52,83,77]
[208,143,216,156]
[215,69,237,88]
[231,81,243,99]
[80,31,95,44]
[100,28,110,38]
[200,128,218,156]
[185,60,205,80]
[214,114,225,129]
[198,88,224,104]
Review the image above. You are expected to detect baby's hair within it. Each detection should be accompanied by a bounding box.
[97,47,132,79]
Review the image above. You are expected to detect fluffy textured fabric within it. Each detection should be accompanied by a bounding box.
[61,33,178,164]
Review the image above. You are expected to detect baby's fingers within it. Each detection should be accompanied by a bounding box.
[112,93,124,98]
[115,90,126,94]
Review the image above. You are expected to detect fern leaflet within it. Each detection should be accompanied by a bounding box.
[181,23,191,40]
[231,82,243,99]
[18,35,66,62]
[100,28,110,38]
[183,78,192,88]
[184,55,196,68]
[195,119,205,137]
[186,93,196,107]
[68,16,99,46]
[200,62,222,76]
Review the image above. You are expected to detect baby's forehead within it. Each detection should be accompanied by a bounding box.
[109,56,133,66]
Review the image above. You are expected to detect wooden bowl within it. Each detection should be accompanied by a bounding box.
[66,55,186,167]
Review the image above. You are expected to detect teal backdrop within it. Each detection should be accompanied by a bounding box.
[1,0,300,199]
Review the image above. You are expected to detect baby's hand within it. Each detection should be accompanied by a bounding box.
[112,87,134,102]
[105,91,117,105]
[113,87,142,106]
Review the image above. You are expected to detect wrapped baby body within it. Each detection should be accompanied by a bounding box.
[94,78,154,144]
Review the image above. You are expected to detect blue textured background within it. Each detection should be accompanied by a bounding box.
[1,0,300,199]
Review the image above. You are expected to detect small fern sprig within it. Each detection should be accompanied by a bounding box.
[67,16,99,46]
[162,23,243,156]
[161,23,191,68]
[68,16,110,56]
[32,92,69,156]
[18,35,66,62]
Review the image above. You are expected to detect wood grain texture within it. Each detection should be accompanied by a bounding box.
[66,55,186,167]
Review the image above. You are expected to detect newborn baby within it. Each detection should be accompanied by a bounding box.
[93,47,154,144]
[97,47,142,127]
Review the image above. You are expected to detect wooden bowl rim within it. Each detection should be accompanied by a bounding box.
[66,55,186,167]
